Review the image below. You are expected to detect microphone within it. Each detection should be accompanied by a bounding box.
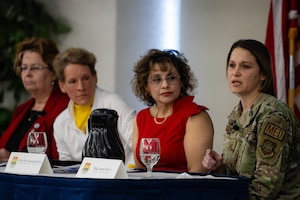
[232,123,239,131]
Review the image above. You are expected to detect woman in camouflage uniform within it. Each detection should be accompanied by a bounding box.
[202,39,300,199]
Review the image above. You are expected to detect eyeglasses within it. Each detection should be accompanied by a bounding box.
[148,74,180,86]
[17,64,48,73]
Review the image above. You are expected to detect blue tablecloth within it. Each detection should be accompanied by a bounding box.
[0,172,249,200]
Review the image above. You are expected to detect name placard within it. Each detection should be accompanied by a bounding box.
[4,152,53,175]
[76,157,128,179]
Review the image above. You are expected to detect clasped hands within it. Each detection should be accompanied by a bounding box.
[0,148,10,162]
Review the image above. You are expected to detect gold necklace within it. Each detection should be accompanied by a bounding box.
[154,116,168,124]
[154,108,169,125]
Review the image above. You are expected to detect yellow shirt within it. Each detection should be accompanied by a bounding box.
[74,101,93,133]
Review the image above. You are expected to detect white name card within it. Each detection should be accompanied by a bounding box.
[76,157,128,179]
[4,152,53,175]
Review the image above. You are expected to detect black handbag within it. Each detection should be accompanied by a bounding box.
[82,108,125,163]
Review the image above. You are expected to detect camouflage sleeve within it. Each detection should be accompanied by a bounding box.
[250,110,291,198]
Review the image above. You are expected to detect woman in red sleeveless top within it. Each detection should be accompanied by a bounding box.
[131,49,214,173]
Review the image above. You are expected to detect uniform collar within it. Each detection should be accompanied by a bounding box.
[229,93,269,129]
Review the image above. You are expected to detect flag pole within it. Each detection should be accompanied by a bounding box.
[288,0,298,111]
[288,26,296,111]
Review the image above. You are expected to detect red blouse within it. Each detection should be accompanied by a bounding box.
[136,96,208,172]
[0,88,69,161]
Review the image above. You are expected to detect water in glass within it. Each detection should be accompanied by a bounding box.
[140,138,160,179]
[27,132,48,154]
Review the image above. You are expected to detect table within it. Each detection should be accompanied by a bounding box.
[0,169,249,200]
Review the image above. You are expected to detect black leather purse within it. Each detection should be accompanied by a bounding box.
[82,108,125,163]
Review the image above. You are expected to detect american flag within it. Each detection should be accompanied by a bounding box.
[265,0,300,120]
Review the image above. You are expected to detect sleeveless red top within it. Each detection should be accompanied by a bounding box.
[136,96,208,172]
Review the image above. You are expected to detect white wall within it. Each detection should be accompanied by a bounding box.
[180,0,270,152]
[37,0,117,92]
[38,0,270,153]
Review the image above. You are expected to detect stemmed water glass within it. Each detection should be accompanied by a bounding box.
[27,132,48,154]
[139,138,161,179]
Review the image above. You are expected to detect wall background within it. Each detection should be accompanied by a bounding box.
[37,0,270,153]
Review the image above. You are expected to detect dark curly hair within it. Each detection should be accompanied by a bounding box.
[131,49,197,106]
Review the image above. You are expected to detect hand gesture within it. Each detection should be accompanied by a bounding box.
[202,149,223,172]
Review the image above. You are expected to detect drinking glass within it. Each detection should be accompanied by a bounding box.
[27,132,48,154]
[139,138,161,179]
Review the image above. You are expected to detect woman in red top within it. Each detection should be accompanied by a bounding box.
[0,38,69,163]
[131,49,214,173]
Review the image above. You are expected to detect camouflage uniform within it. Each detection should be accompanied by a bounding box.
[223,93,300,199]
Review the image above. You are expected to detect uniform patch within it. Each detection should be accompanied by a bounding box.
[258,139,276,158]
[264,122,285,141]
